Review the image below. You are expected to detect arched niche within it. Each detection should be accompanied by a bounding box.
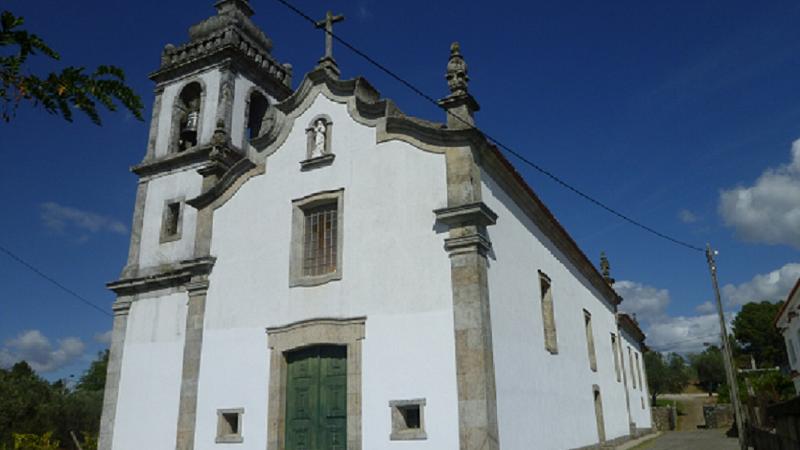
[244,89,270,144]
[169,80,205,153]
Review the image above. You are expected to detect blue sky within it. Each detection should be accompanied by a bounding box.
[2,0,799,379]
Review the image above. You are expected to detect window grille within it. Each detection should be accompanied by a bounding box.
[303,203,338,276]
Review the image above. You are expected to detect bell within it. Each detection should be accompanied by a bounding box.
[180,111,199,148]
[181,111,199,135]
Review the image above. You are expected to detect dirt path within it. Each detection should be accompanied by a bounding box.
[659,393,718,431]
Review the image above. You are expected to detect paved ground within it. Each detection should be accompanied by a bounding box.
[635,431,739,450]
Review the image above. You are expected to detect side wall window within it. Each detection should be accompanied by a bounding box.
[628,346,637,389]
[539,272,558,354]
[611,333,621,382]
[584,310,597,372]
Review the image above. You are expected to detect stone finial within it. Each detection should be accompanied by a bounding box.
[446,42,469,96]
[600,251,615,286]
[211,119,228,146]
[437,42,479,129]
[214,0,254,17]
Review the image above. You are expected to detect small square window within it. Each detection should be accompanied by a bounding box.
[399,405,421,429]
[216,408,243,443]
[159,198,184,244]
[389,399,426,440]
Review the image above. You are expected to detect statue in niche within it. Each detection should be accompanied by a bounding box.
[312,118,327,157]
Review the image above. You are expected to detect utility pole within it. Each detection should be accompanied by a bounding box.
[705,244,747,450]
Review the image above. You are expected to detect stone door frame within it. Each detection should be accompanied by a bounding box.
[266,317,365,450]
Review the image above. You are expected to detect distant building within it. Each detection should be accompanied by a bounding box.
[774,277,800,394]
[99,1,651,449]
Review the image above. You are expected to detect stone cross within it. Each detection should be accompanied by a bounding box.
[315,11,345,61]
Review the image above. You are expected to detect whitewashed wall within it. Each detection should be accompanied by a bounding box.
[192,93,460,450]
[112,293,187,450]
[480,171,632,449]
[620,329,652,429]
[137,167,203,268]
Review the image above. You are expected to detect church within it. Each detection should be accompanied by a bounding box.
[98,1,652,449]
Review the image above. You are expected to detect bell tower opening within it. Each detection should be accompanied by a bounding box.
[246,91,269,141]
[173,82,203,152]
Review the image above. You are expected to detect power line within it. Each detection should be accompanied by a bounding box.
[274,0,705,253]
[0,243,111,318]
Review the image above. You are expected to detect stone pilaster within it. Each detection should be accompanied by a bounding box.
[97,298,132,450]
[193,174,217,258]
[144,89,164,161]
[436,144,500,450]
[175,278,209,450]
[215,67,236,135]
[121,179,149,278]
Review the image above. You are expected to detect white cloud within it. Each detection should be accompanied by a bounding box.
[695,301,715,314]
[40,202,127,236]
[678,209,698,223]
[615,280,671,322]
[721,262,800,307]
[0,330,85,373]
[719,140,800,248]
[646,313,732,354]
[93,330,113,345]
[616,280,735,354]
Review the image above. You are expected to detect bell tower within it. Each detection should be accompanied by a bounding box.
[146,0,293,160]
[100,3,294,450]
[119,0,293,278]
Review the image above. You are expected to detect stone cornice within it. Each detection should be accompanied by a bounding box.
[617,313,646,344]
[107,257,216,296]
[151,34,292,100]
[444,234,493,256]
[132,145,212,177]
[434,202,497,227]
[187,158,256,209]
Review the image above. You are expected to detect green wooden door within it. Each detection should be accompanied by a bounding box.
[286,345,347,450]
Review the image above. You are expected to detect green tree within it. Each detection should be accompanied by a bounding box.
[1,10,143,124]
[690,345,726,395]
[76,350,108,393]
[645,351,690,405]
[732,301,788,368]
[0,351,108,450]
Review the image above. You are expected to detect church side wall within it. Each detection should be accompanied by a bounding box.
[620,329,652,430]
[480,171,631,450]
[780,297,800,394]
[137,167,203,269]
[191,93,460,450]
[112,292,188,450]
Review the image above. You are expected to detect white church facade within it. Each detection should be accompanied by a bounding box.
[99,1,652,449]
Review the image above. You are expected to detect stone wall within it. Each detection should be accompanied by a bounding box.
[651,406,675,431]
[703,404,734,429]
